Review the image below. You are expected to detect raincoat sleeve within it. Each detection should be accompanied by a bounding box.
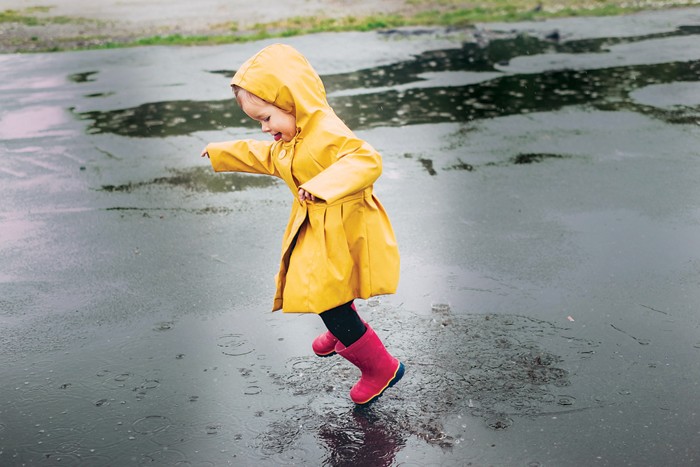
[299,137,382,204]
[206,139,280,177]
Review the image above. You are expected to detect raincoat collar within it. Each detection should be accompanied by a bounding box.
[231,44,329,137]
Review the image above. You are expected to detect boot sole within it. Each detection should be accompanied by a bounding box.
[314,350,336,358]
[355,361,405,406]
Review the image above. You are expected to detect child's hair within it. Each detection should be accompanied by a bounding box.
[232,84,267,108]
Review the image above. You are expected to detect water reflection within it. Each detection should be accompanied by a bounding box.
[318,409,404,467]
[0,106,72,139]
[99,166,278,193]
[79,29,700,137]
[68,71,98,83]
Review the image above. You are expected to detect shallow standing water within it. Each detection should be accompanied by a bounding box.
[1,8,700,466]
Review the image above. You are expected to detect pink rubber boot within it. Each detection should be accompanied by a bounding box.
[336,323,405,405]
[312,330,339,357]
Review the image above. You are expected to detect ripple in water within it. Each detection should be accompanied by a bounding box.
[153,321,175,332]
[132,415,172,435]
[244,385,262,395]
[267,311,596,447]
[217,334,254,356]
[138,447,187,466]
[557,395,576,406]
[486,414,514,430]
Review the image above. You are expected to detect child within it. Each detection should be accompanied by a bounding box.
[201,43,403,405]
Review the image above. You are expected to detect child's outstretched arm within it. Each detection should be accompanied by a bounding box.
[203,139,280,177]
[300,137,382,204]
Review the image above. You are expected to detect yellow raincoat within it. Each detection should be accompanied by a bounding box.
[206,44,400,313]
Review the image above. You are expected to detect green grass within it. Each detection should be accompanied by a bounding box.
[127,0,697,48]
[3,1,699,52]
[113,1,694,49]
[0,6,91,26]
[0,9,43,25]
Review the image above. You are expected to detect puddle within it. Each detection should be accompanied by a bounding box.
[510,153,567,164]
[419,151,569,174]
[267,312,596,440]
[99,166,278,193]
[0,106,73,140]
[0,308,590,464]
[68,71,99,83]
[79,29,700,138]
[245,310,600,464]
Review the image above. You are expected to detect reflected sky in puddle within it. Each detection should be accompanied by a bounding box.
[78,28,700,138]
[0,106,73,140]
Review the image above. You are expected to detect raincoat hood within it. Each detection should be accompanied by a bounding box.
[231,44,329,133]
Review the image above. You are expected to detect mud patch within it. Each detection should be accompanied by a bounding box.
[99,166,278,193]
[259,311,598,461]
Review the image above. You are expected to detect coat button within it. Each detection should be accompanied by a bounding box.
[278,149,286,159]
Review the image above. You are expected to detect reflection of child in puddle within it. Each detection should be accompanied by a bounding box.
[201,44,404,405]
[319,410,404,465]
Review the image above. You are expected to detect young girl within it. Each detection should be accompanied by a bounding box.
[201,43,403,405]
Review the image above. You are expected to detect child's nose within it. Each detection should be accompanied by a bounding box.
[261,122,270,133]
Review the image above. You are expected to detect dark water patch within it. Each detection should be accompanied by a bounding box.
[260,311,598,464]
[81,100,244,137]
[312,28,699,95]
[445,153,569,173]
[512,153,566,164]
[68,71,98,83]
[334,60,700,130]
[447,158,475,171]
[418,158,437,176]
[211,26,700,92]
[85,92,114,98]
[79,27,700,137]
[209,69,236,77]
[81,57,700,137]
[99,166,278,193]
[317,410,407,465]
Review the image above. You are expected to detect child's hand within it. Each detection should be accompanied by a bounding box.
[298,188,315,203]
[201,148,209,158]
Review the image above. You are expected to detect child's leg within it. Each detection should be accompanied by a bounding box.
[319,301,366,347]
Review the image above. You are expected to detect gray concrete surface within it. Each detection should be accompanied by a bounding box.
[1,8,700,466]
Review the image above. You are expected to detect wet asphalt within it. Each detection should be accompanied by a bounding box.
[1,8,700,466]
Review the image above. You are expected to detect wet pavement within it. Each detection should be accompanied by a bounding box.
[2,7,700,466]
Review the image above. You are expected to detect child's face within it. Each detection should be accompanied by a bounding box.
[240,97,297,142]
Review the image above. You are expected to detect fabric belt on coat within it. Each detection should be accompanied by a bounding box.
[305,187,371,211]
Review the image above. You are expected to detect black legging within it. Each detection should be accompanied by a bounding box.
[320,301,366,347]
